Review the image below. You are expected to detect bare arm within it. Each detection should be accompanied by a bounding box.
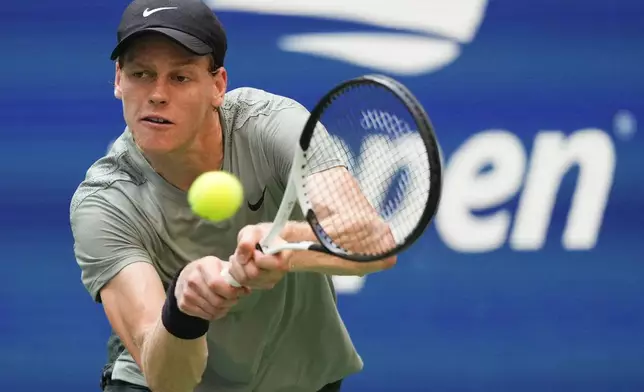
[71,194,239,391]
[283,166,397,276]
[100,262,207,392]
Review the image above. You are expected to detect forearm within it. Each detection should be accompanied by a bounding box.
[139,271,210,392]
[141,318,208,392]
[282,221,396,276]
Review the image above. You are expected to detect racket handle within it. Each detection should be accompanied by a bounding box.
[220,263,242,288]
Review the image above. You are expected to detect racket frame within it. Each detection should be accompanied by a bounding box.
[295,74,443,262]
[256,146,320,254]
[220,74,443,286]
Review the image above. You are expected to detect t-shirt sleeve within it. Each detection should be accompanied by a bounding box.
[260,102,347,185]
[70,192,153,303]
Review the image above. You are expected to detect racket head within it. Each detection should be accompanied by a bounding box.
[295,74,443,262]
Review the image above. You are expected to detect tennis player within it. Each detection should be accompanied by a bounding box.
[70,0,396,391]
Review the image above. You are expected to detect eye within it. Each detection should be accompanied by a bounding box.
[174,75,191,83]
[131,71,151,79]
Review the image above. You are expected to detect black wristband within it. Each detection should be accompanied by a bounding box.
[161,268,210,340]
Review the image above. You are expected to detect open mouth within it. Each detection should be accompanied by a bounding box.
[142,116,173,125]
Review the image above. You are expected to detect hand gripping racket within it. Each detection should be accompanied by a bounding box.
[220,74,443,286]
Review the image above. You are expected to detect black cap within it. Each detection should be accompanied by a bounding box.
[110,0,227,67]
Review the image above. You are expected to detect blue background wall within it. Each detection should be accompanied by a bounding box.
[1,0,643,391]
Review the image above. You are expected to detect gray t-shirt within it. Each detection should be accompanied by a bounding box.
[70,87,363,392]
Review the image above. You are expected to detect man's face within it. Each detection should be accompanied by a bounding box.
[114,34,227,155]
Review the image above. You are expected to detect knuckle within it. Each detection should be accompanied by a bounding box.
[277,257,290,271]
[213,281,234,297]
[211,295,224,307]
[233,276,247,287]
[186,276,200,290]
[246,266,260,280]
[201,255,218,264]
[237,225,252,241]
[238,224,263,242]
[176,296,190,311]
[182,290,198,304]
[228,272,245,287]
[207,278,220,291]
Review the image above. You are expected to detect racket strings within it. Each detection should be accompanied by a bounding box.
[305,132,390,256]
[332,100,396,256]
[303,84,431,258]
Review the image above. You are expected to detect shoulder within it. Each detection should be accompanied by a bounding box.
[70,131,146,218]
[220,87,309,132]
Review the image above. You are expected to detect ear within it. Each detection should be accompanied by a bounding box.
[211,67,228,108]
[114,61,123,100]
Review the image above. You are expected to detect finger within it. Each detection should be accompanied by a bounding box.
[199,262,245,300]
[235,226,262,265]
[178,267,220,316]
[230,257,250,286]
[176,290,217,320]
[242,259,261,280]
[227,255,258,294]
[253,251,288,271]
[180,283,238,320]
[193,266,238,309]
[182,306,213,320]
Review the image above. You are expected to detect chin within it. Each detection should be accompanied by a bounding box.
[132,125,183,155]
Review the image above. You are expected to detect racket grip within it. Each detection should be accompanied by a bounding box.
[220,263,241,288]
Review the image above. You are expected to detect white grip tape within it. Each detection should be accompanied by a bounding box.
[220,263,241,288]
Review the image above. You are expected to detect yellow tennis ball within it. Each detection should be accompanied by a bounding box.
[188,171,244,222]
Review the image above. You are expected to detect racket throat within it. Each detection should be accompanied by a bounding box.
[261,241,318,255]
[258,147,308,251]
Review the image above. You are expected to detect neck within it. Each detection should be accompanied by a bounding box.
[139,114,224,192]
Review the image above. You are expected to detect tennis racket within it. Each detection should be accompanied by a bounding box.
[221,74,442,286]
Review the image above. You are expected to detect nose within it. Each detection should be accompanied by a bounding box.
[148,79,169,106]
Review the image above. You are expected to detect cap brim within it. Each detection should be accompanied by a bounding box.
[110,27,212,60]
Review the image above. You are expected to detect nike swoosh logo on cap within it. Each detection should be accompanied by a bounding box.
[143,7,178,17]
